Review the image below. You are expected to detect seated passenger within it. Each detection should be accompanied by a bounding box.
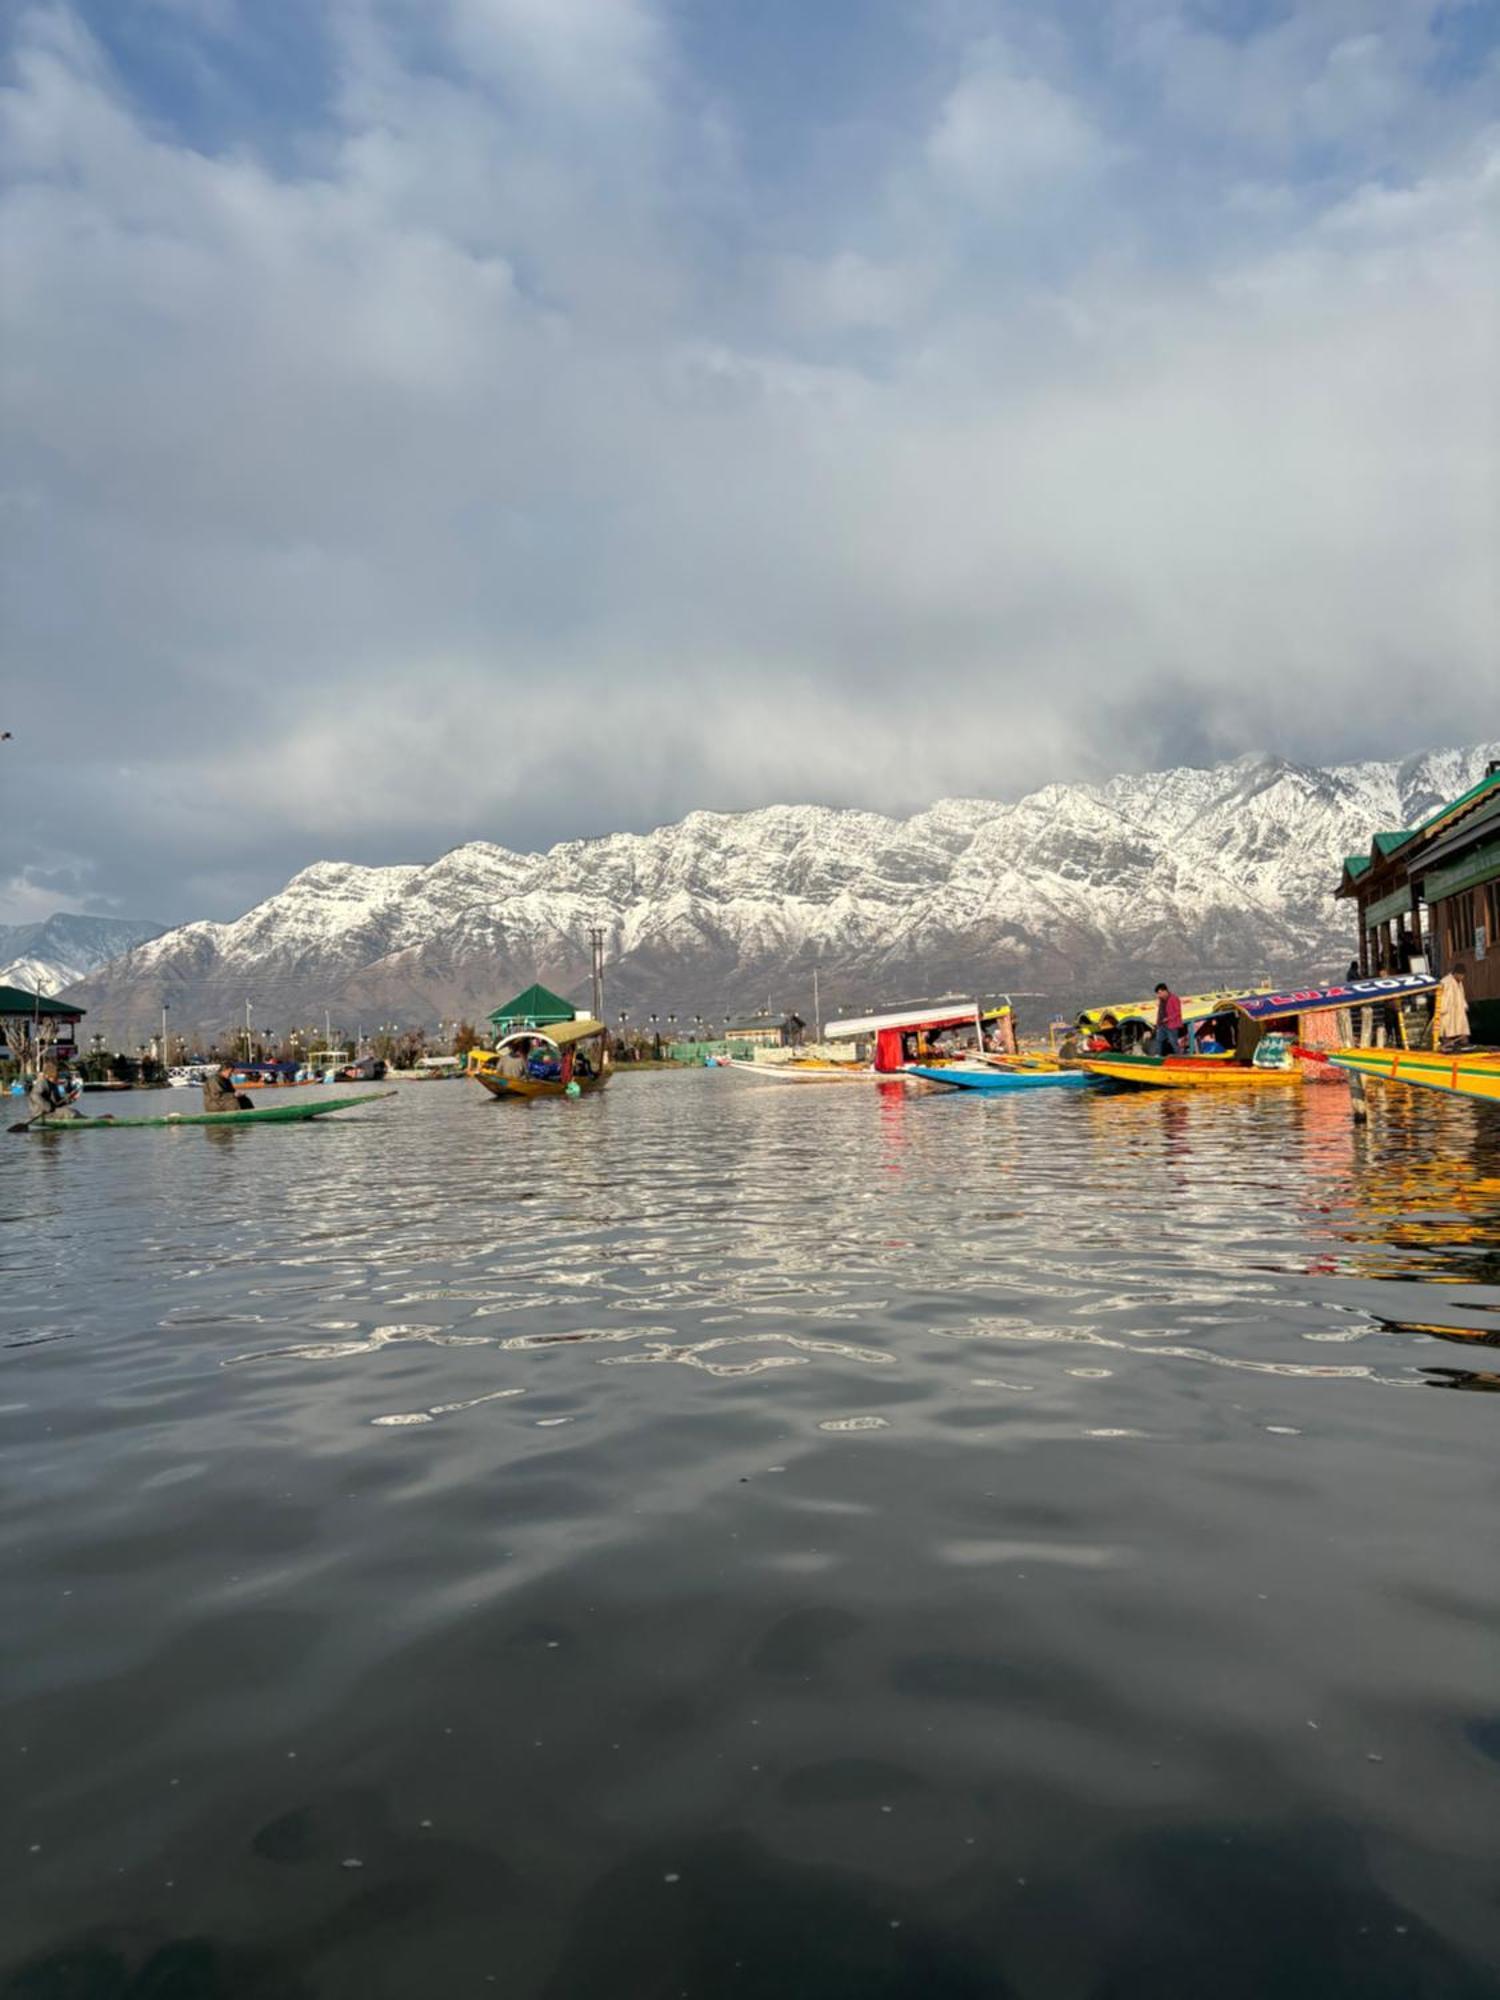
[202,1062,254,1112]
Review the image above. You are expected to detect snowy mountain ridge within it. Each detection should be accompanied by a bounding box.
[63,744,1499,1040]
[0,914,165,998]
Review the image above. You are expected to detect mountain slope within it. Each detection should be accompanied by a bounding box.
[63,745,1498,1042]
[0,914,165,996]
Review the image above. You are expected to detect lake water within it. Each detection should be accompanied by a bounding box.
[3,1071,1499,1998]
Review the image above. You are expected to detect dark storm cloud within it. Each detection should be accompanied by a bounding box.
[1,0,1495,922]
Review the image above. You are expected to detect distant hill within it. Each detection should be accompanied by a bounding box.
[0,913,165,997]
[62,743,1497,1042]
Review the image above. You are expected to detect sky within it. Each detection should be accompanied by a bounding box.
[1,0,1496,926]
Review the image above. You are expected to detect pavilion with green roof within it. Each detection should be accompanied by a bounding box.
[487,983,578,1032]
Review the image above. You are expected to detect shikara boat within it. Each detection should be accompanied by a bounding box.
[722,1057,875,1082]
[468,1018,610,1100]
[17,1091,395,1132]
[907,1063,1095,1092]
[819,997,1018,1076]
[1081,1054,1301,1090]
[1300,1046,1500,1105]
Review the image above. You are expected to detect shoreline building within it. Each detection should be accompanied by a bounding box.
[0,986,86,1067]
[1337,760,1500,1042]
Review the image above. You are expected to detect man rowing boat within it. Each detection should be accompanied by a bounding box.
[27,1062,82,1123]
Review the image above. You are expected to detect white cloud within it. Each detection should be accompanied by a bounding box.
[928,42,1117,205]
[0,0,1495,922]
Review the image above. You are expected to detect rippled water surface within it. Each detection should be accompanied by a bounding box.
[4,1072,1499,1998]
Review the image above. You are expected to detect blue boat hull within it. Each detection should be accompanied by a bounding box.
[908,1065,1095,1092]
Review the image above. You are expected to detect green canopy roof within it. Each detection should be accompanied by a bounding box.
[1372,830,1414,857]
[487,982,577,1028]
[0,985,85,1019]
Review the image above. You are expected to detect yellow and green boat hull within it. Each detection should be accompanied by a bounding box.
[1321,1048,1500,1104]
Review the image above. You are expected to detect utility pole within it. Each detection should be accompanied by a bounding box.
[244,998,252,1060]
[589,925,605,1022]
[161,999,169,1075]
[812,967,820,1042]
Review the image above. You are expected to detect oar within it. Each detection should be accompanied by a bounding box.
[8,1084,95,1133]
[9,1102,59,1134]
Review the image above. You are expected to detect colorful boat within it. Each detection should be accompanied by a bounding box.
[1301,1046,1500,1105]
[17,1091,395,1132]
[468,1018,610,1100]
[1081,1054,1300,1090]
[820,998,1017,1075]
[907,1064,1095,1092]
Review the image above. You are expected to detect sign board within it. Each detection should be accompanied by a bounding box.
[1231,973,1438,1021]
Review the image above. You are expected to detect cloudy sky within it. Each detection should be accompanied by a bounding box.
[1,0,1495,926]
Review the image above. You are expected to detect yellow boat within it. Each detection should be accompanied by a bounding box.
[1313,1046,1500,1105]
[1081,1054,1301,1090]
[468,1018,610,1100]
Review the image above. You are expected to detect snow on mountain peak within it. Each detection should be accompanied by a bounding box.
[62,741,1500,1039]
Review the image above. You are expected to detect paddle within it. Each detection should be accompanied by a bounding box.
[8,1083,98,1132]
[9,1101,61,1133]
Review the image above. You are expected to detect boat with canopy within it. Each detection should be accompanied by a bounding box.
[720,997,1017,1082]
[468,1018,610,1100]
[1080,973,1444,1091]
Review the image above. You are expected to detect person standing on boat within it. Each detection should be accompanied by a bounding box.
[202,1062,254,1112]
[1152,984,1185,1056]
[1436,962,1471,1050]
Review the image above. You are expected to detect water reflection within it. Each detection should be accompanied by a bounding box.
[2,1073,1498,1994]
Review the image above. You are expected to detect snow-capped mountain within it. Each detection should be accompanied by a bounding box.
[63,745,1498,1042]
[0,913,165,997]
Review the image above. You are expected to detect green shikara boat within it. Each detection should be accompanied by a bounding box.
[17,1090,395,1133]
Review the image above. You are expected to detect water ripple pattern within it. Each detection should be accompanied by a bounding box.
[2,1073,1499,1993]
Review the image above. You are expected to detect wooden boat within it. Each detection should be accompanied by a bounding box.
[907,1063,1095,1092]
[821,996,1018,1076]
[17,1091,395,1132]
[1081,1054,1300,1090]
[1301,1046,1500,1105]
[722,1056,877,1082]
[469,1018,610,1100]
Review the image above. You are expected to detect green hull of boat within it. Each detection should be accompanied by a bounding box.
[21,1090,395,1132]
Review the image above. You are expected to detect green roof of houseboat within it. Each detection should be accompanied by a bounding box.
[487,983,577,1028]
[0,985,85,1018]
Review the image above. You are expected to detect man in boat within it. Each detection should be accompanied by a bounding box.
[1436,962,1471,1051]
[1080,1011,1123,1055]
[496,1042,528,1081]
[28,1061,82,1122]
[202,1062,254,1112]
[1152,983,1185,1056]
